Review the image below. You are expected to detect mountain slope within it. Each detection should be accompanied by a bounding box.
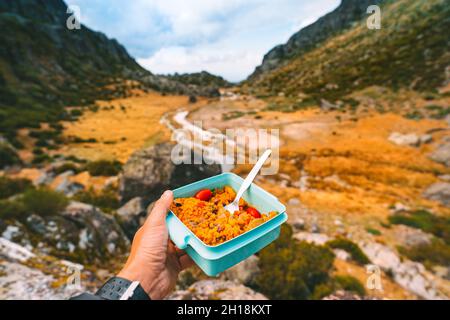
[166,71,232,89]
[0,0,219,142]
[249,0,385,80]
[245,0,450,101]
[0,0,146,137]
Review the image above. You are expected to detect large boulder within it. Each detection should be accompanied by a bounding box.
[359,241,446,299]
[17,201,130,264]
[167,280,267,300]
[119,143,221,204]
[293,232,331,245]
[429,137,450,167]
[388,132,420,147]
[52,171,84,196]
[0,238,89,300]
[60,202,130,262]
[116,197,147,239]
[320,99,340,111]
[322,290,380,300]
[393,225,433,248]
[423,182,450,207]
[0,260,84,300]
[221,255,260,286]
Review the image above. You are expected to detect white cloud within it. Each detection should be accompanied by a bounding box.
[68,0,341,81]
[138,46,262,82]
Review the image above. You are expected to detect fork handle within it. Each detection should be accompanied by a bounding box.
[234,149,272,203]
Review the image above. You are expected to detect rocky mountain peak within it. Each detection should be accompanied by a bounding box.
[0,0,68,24]
[249,0,385,79]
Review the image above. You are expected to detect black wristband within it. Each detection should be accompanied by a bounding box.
[95,277,150,300]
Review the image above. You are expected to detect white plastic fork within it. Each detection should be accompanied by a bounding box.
[223,149,272,214]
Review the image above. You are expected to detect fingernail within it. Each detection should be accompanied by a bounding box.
[162,190,172,199]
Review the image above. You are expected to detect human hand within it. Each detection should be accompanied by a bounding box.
[118,190,194,299]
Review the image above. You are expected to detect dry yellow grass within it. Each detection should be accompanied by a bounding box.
[230,110,448,216]
[188,93,450,235]
[59,92,206,163]
[52,89,449,235]
[8,168,44,184]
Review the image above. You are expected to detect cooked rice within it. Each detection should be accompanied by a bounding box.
[170,186,277,246]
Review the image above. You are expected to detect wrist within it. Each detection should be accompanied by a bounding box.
[118,265,163,300]
[95,276,150,300]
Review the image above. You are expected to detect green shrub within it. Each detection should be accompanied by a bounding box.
[86,160,122,176]
[70,109,83,117]
[49,123,64,131]
[88,105,99,113]
[293,97,317,110]
[22,187,68,216]
[73,187,120,213]
[178,270,197,290]
[32,147,44,155]
[0,143,21,169]
[29,130,58,140]
[404,111,423,120]
[0,177,33,199]
[0,199,27,220]
[71,136,97,143]
[398,240,450,268]
[64,155,87,164]
[326,238,370,265]
[343,98,360,110]
[53,163,80,175]
[253,224,335,300]
[310,283,335,300]
[388,210,450,244]
[222,111,245,120]
[333,275,366,296]
[35,138,50,147]
[32,153,52,164]
[431,107,450,119]
[8,137,24,149]
[366,228,382,236]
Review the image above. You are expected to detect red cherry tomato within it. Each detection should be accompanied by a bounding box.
[194,189,212,201]
[246,207,261,218]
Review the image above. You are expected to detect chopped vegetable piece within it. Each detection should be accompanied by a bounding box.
[246,207,261,218]
[194,189,212,201]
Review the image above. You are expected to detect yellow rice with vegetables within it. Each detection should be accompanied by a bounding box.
[170,186,278,246]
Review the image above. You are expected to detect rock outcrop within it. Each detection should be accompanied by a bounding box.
[116,197,147,239]
[0,235,87,300]
[0,201,130,265]
[293,232,331,245]
[221,255,260,286]
[393,225,433,248]
[423,182,450,207]
[322,290,381,300]
[429,137,450,167]
[119,143,221,204]
[388,132,420,147]
[0,260,83,300]
[60,202,129,262]
[167,280,267,300]
[360,241,446,300]
[249,0,385,78]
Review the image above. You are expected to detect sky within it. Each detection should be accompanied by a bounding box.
[67,0,340,82]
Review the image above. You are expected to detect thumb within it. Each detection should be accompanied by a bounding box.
[146,190,173,227]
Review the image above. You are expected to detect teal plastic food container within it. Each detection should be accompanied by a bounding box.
[166,172,287,276]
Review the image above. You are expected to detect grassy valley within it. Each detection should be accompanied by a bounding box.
[0,0,449,300]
